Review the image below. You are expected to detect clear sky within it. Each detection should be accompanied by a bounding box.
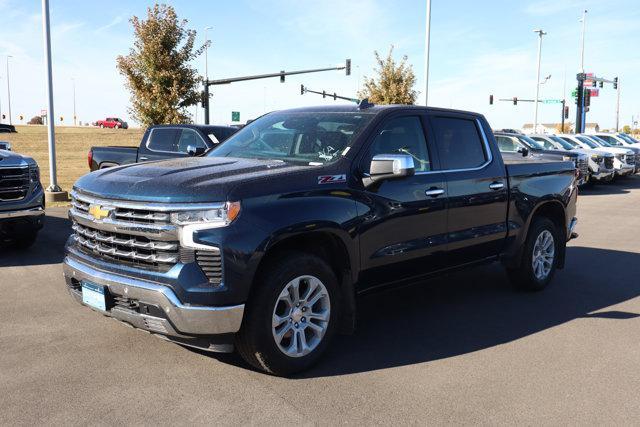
[0,0,638,130]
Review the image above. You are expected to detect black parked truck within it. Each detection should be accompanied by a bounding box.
[64,105,578,375]
[88,124,238,171]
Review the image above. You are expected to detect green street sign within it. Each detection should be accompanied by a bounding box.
[543,99,563,104]
[571,89,578,98]
[231,111,240,122]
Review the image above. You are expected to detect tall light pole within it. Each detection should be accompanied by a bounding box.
[424,0,432,106]
[533,29,546,134]
[615,79,620,132]
[579,10,587,73]
[41,0,65,198]
[71,77,76,126]
[6,55,12,125]
[204,26,213,81]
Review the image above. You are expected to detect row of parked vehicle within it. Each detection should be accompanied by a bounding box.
[494,131,640,186]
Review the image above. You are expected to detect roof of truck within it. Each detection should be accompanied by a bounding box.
[268,104,484,117]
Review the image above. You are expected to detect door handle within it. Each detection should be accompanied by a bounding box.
[425,187,445,197]
[489,182,504,190]
[139,156,149,161]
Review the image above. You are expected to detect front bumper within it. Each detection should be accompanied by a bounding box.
[615,164,635,176]
[63,256,245,338]
[0,206,45,219]
[591,167,615,181]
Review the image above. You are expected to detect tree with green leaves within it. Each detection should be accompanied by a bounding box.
[357,46,418,105]
[622,125,632,134]
[116,4,206,126]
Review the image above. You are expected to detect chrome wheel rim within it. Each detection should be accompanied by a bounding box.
[271,275,331,358]
[532,230,555,280]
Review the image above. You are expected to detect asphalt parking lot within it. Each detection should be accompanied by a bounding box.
[2,177,640,425]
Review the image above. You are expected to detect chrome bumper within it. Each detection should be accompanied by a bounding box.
[63,256,244,337]
[0,206,45,219]
[591,169,614,180]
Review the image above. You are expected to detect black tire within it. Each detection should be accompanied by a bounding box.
[235,252,340,376]
[507,217,560,291]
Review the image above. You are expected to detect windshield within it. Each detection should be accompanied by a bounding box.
[576,136,598,149]
[517,135,545,150]
[550,136,575,150]
[208,112,375,164]
[618,133,639,144]
[589,135,612,147]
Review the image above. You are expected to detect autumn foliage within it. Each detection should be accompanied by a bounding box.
[358,46,418,105]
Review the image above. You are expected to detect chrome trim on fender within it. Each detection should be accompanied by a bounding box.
[0,206,45,219]
[63,256,244,336]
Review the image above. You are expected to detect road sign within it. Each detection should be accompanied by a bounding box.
[571,89,578,98]
[543,99,563,104]
[585,72,594,86]
[589,88,599,97]
[231,111,240,122]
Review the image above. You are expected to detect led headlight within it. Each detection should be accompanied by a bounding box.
[29,164,40,183]
[174,202,241,250]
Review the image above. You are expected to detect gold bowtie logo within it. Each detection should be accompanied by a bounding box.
[88,204,112,221]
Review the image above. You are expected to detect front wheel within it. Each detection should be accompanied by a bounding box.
[507,217,560,291]
[235,252,339,376]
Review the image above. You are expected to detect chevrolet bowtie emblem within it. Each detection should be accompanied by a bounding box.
[88,204,112,221]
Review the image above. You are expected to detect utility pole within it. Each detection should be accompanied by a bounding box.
[41,0,66,200]
[579,10,587,73]
[424,0,432,106]
[203,26,213,124]
[71,77,76,126]
[6,55,12,125]
[615,78,620,132]
[533,29,546,134]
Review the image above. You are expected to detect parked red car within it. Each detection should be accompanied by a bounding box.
[95,117,128,129]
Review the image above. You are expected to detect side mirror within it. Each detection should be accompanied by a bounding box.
[517,147,529,157]
[187,145,206,156]
[0,142,11,151]
[365,154,415,186]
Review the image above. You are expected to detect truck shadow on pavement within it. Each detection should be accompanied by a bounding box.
[579,175,640,196]
[290,245,640,378]
[0,214,71,267]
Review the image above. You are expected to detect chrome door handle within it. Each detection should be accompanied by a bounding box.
[425,188,445,197]
[489,182,504,190]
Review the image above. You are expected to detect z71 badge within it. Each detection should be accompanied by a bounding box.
[318,174,347,184]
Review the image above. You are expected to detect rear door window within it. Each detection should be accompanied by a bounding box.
[430,116,487,170]
[147,128,180,152]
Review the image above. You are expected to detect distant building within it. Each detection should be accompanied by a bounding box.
[521,122,599,134]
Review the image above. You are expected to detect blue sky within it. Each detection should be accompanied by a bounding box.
[0,0,638,129]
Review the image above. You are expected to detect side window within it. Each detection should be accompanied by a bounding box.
[496,136,519,152]
[366,116,430,172]
[147,128,180,152]
[431,116,487,170]
[177,129,207,153]
[533,137,555,150]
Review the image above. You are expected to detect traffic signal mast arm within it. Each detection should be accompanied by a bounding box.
[300,85,359,103]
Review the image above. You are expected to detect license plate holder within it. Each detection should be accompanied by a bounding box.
[82,281,108,311]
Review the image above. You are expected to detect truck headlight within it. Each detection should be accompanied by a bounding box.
[170,201,241,226]
[29,165,40,183]
[173,202,241,250]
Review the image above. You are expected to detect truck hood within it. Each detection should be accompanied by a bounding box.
[73,157,310,203]
[0,150,35,167]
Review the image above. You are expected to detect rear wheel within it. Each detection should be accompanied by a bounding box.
[235,252,339,376]
[507,217,560,291]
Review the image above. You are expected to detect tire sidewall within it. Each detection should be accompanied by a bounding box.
[522,218,560,290]
[242,254,340,375]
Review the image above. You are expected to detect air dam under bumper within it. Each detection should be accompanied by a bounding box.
[63,256,244,338]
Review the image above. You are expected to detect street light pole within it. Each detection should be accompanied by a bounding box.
[204,26,213,124]
[579,10,587,73]
[533,29,546,134]
[41,0,65,198]
[6,55,12,125]
[615,79,620,132]
[424,0,431,106]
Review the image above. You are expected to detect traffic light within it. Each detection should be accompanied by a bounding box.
[60,116,64,122]
[599,81,603,88]
[489,94,494,105]
[584,89,591,107]
[300,84,305,95]
[613,77,618,89]
[564,106,569,119]
[19,115,23,121]
[280,71,285,83]
[345,59,351,76]
[513,97,518,105]
[592,80,597,88]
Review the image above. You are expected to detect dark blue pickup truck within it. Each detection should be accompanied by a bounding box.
[64,105,578,375]
[88,124,238,171]
[0,148,44,248]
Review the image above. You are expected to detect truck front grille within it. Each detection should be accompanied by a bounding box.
[72,222,179,270]
[635,154,640,166]
[625,154,635,165]
[604,157,614,169]
[196,250,223,285]
[577,158,589,176]
[71,197,171,226]
[0,166,30,201]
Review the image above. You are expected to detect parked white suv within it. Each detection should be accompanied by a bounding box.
[583,135,639,174]
[531,134,613,183]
